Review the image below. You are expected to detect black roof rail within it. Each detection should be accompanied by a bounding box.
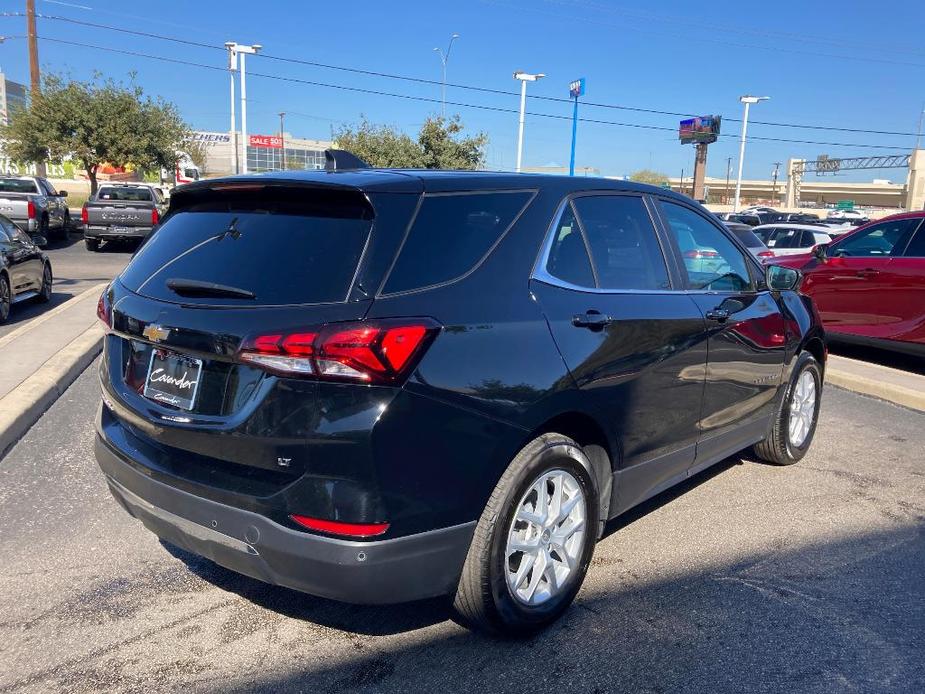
[324,149,371,171]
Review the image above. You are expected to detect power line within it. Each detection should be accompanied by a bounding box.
[8,11,921,139]
[31,35,912,152]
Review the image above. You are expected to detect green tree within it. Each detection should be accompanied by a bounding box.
[333,115,486,169]
[629,169,670,185]
[2,73,194,195]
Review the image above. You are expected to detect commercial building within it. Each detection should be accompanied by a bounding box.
[191,131,332,177]
[0,73,28,126]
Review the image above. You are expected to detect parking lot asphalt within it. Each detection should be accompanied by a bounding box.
[0,232,131,339]
[0,363,922,694]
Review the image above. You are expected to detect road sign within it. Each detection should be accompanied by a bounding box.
[837,200,855,210]
[569,78,586,98]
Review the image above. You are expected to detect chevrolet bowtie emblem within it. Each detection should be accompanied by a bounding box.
[142,324,170,342]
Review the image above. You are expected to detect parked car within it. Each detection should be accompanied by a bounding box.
[94,163,826,635]
[774,211,925,355]
[753,224,833,257]
[723,221,775,260]
[0,213,52,322]
[826,209,868,223]
[82,183,168,251]
[0,176,70,243]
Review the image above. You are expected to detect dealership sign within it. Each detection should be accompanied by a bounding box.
[192,131,232,145]
[249,134,283,149]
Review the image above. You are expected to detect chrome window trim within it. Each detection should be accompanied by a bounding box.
[532,191,677,294]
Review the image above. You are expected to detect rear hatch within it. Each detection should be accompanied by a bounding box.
[101,182,404,485]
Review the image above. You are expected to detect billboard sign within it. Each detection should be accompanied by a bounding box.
[249,134,283,149]
[193,131,231,145]
[679,115,721,144]
[569,78,586,98]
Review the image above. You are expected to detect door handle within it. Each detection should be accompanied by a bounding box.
[705,308,730,323]
[572,310,613,329]
[856,269,880,278]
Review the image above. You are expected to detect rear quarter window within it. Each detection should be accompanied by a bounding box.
[382,191,533,295]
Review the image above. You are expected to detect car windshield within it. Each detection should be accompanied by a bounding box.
[0,178,39,194]
[97,186,154,202]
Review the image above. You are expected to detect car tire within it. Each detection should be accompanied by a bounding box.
[85,238,100,252]
[37,262,52,303]
[752,351,822,465]
[0,273,11,323]
[40,214,51,240]
[62,210,71,236]
[453,433,599,635]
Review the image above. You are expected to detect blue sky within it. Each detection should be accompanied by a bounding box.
[1,0,923,182]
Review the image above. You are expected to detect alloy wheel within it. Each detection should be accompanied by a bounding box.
[788,370,816,448]
[505,469,586,606]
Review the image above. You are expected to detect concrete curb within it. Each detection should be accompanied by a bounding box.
[827,368,925,413]
[0,282,108,351]
[0,325,103,458]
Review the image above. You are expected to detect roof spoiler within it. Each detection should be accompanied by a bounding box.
[324,149,370,171]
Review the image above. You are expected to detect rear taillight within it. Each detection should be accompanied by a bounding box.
[81,204,89,225]
[239,319,440,383]
[289,514,389,538]
[96,291,111,328]
[683,249,720,259]
[151,208,159,225]
[27,200,35,219]
[757,250,775,258]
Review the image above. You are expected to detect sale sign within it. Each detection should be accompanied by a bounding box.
[249,134,283,148]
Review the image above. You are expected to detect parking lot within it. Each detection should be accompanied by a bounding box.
[0,363,922,693]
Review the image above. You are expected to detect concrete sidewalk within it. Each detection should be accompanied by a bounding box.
[0,283,107,456]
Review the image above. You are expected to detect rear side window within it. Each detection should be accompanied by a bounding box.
[902,223,925,256]
[545,203,595,287]
[98,186,154,202]
[572,195,670,291]
[121,187,373,306]
[382,191,532,294]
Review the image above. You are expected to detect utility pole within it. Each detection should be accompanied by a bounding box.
[225,43,239,174]
[26,0,45,176]
[771,162,781,205]
[724,156,732,204]
[917,106,925,151]
[680,168,684,196]
[513,72,545,173]
[225,43,262,175]
[278,112,286,170]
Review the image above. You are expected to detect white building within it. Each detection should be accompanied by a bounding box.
[192,131,332,177]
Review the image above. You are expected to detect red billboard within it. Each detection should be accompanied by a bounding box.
[249,134,283,148]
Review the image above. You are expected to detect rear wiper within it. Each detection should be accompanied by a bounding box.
[166,278,255,299]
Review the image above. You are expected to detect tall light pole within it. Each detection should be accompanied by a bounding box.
[225,42,239,174]
[226,42,262,174]
[733,94,769,212]
[433,33,459,119]
[568,78,586,177]
[916,106,925,151]
[513,71,545,173]
[279,112,286,170]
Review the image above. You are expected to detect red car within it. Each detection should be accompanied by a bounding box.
[774,211,925,355]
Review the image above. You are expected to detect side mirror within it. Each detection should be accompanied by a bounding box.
[812,243,828,261]
[32,234,48,248]
[58,190,69,198]
[766,264,801,291]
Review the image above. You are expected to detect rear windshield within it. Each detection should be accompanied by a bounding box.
[97,186,154,202]
[731,228,765,248]
[0,178,39,194]
[120,187,373,306]
[382,191,533,294]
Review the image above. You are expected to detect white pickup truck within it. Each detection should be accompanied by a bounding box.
[0,176,70,244]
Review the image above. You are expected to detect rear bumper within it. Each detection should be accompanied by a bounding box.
[95,434,475,604]
[85,225,153,240]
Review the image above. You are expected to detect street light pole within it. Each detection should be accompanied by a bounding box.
[279,112,286,170]
[433,33,459,119]
[916,106,925,151]
[724,156,732,204]
[228,43,262,175]
[733,94,769,212]
[513,72,545,173]
[225,42,239,174]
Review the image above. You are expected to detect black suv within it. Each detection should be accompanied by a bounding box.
[95,166,825,634]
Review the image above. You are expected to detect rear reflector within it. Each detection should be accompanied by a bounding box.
[240,319,439,383]
[290,514,389,538]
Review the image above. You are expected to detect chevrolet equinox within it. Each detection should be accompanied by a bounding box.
[95,160,825,635]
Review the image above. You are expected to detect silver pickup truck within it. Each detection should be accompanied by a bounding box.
[82,183,168,251]
[0,176,71,244]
